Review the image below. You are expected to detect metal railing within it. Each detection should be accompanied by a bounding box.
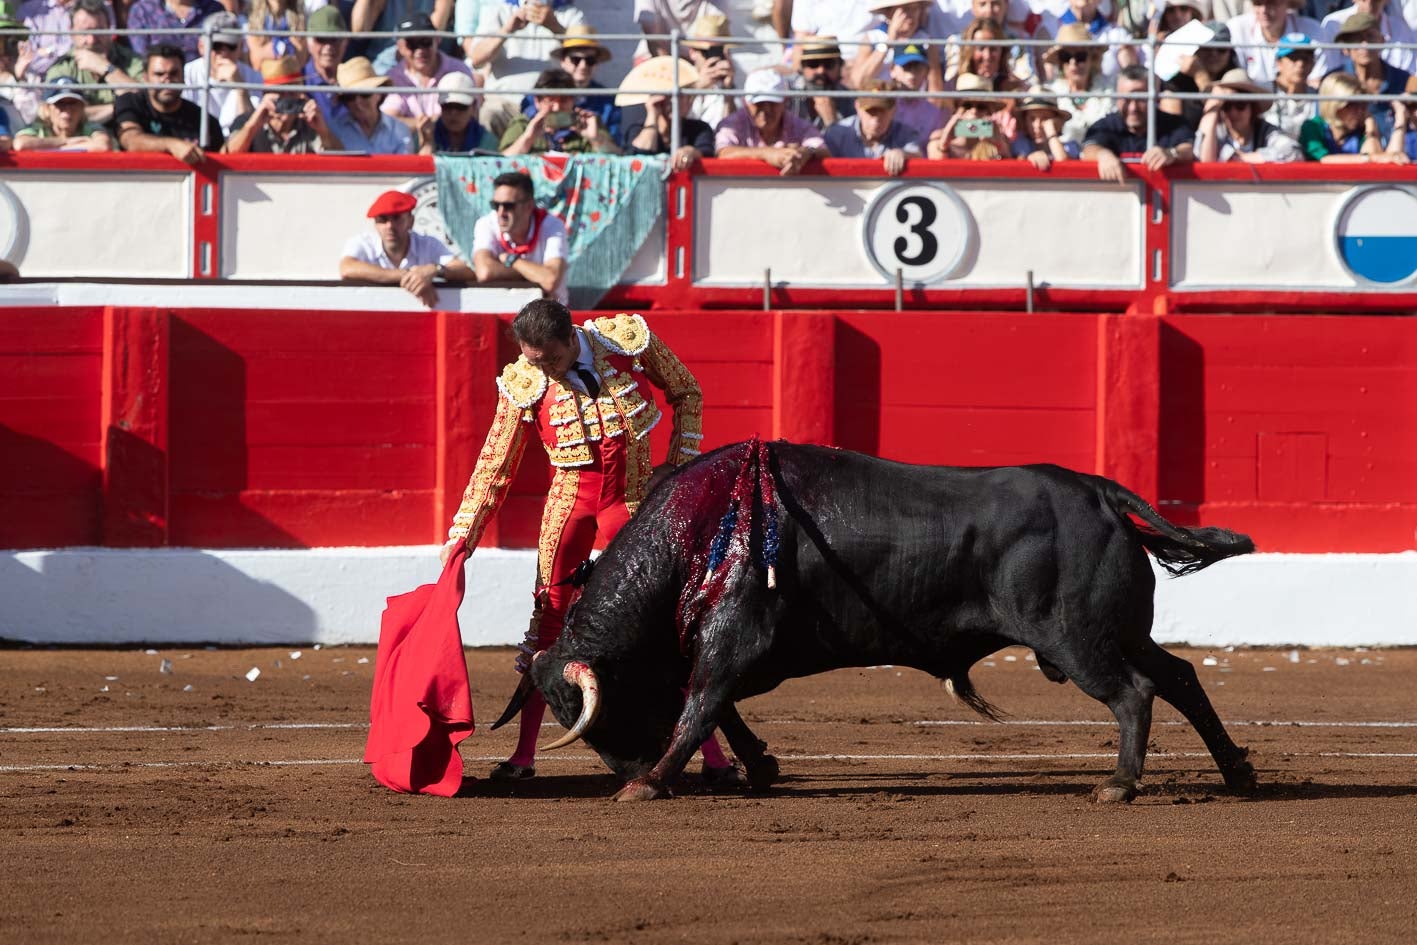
[2,26,1415,156]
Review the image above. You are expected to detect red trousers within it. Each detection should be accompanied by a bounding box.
[530,433,630,650]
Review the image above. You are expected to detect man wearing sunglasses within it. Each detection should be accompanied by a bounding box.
[471,171,568,302]
[382,12,477,130]
[223,56,344,153]
[519,25,620,146]
[181,11,261,136]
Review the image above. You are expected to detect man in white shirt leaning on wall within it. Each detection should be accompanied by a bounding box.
[339,190,477,308]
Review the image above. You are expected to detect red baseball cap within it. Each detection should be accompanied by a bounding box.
[367,190,418,218]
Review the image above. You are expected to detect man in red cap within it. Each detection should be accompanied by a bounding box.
[223,56,343,154]
[339,191,476,307]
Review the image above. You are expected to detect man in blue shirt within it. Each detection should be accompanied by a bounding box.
[822,79,922,175]
[1082,66,1195,181]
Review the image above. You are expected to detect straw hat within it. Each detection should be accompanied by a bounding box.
[798,35,843,62]
[614,55,700,107]
[1043,23,1096,65]
[336,57,392,91]
[954,73,1001,111]
[554,24,612,64]
[260,56,303,85]
[1016,93,1071,123]
[1212,67,1273,114]
[683,11,737,50]
[867,0,922,11]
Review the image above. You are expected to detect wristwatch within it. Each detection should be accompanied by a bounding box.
[434,263,447,280]
[500,251,520,269]
[104,65,119,80]
[875,42,890,54]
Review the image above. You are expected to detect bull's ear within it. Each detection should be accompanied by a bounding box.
[489,672,538,730]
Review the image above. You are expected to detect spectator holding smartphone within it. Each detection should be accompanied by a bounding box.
[223,56,344,153]
[926,73,1010,158]
[500,66,619,153]
[682,12,739,130]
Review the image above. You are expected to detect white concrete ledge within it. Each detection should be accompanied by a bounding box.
[0,282,542,313]
[2,548,1414,648]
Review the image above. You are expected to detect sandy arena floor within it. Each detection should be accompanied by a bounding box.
[1,644,1414,945]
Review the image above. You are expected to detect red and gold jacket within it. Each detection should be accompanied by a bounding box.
[445,314,703,553]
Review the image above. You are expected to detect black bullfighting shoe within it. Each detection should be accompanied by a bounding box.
[701,762,748,791]
[489,761,535,781]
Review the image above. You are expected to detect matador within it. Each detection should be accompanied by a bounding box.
[442,299,744,786]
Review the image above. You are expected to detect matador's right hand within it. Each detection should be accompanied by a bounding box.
[439,537,465,566]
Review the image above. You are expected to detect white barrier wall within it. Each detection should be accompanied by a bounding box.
[1171,182,1417,291]
[2,549,1414,648]
[0,173,191,279]
[693,177,1145,289]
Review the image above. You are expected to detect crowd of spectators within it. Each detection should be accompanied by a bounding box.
[0,0,1414,165]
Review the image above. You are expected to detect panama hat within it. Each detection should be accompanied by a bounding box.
[1043,23,1098,65]
[336,57,391,91]
[614,55,699,107]
[260,56,303,85]
[683,11,737,50]
[798,35,843,62]
[1016,93,1071,123]
[1212,67,1273,113]
[867,0,923,11]
[954,72,1002,110]
[554,24,612,63]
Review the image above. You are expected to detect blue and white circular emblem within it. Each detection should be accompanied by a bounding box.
[1333,185,1417,286]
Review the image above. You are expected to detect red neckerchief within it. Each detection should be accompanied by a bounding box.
[498,208,547,255]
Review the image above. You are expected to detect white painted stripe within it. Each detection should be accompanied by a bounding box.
[3,750,1415,775]
[4,718,1416,735]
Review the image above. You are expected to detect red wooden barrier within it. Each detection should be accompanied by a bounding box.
[1,307,1413,552]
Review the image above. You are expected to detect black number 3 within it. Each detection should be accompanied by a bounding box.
[893,195,938,266]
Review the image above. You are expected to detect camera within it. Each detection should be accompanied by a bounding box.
[545,110,576,130]
[701,44,727,60]
[957,118,994,139]
[273,94,307,115]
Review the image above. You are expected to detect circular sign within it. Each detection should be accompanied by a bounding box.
[0,181,25,263]
[399,176,459,254]
[1333,185,1417,286]
[861,182,974,285]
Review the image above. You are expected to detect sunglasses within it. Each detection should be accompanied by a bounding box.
[441,101,470,112]
[404,38,435,50]
[803,58,842,69]
[1057,50,1091,65]
[700,45,726,59]
[1222,100,1252,111]
[565,54,598,66]
[492,200,524,212]
[212,41,238,54]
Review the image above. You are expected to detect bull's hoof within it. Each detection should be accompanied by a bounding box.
[613,778,670,802]
[1223,752,1259,794]
[1091,780,1138,804]
[746,754,780,791]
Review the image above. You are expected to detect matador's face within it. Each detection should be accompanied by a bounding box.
[520,334,578,379]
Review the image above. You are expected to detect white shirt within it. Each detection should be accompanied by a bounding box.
[792,0,875,59]
[182,58,262,136]
[1321,5,1417,73]
[341,230,455,269]
[472,209,570,303]
[1226,11,1332,83]
[472,2,587,87]
[561,326,602,395]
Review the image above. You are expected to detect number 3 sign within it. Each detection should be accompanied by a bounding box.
[861,182,974,285]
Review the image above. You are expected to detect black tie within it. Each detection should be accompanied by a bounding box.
[571,364,601,399]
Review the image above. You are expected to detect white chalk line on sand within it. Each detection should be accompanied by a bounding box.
[4,718,1416,735]
[3,750,1416,774]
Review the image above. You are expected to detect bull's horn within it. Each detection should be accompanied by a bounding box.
[489,672,537,731]
[539,661,600,752]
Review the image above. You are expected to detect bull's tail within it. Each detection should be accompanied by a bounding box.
[944,673,1006,722]
[1100,480,1255,577]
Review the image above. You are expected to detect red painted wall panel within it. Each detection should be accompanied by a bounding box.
[1159,314,1417,551]
[0,310,103,547]
[2,307,1413,552]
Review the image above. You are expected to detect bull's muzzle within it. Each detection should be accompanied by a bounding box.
[539,661,601,752]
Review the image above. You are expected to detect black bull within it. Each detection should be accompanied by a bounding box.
[514,439,1259,803]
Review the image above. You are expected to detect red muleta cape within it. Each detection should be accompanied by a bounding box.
[363,545,474,796]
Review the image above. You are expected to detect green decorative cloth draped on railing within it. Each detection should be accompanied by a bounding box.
[434,155,665,309]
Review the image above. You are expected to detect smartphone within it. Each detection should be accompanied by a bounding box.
[545,110,576,130]
[957,118,994,139]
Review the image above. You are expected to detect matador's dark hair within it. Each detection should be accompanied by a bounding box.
[513,299,573,347]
